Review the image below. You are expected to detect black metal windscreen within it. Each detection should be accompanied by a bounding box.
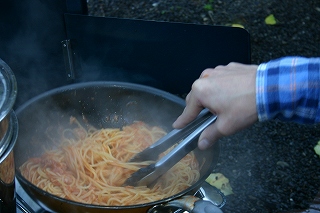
[64,14,251,96]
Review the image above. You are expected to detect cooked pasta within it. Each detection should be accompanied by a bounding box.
[19,117,200,206]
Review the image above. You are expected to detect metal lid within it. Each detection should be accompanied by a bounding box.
[0,58,17,122]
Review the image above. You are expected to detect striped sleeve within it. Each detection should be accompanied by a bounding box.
[256,56,320,124]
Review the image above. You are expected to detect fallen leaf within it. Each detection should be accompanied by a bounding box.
[314,140,320,156]
[265,14,277,25]
[206,173,234,196]
[231,23,244,28]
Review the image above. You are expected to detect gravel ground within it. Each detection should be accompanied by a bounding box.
[86,1,320,212]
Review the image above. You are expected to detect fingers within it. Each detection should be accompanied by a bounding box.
[198,118,225,150]
[172,89,203,128]
[200,68,215,78]
[173,70,215,129]
[173,62,259,150]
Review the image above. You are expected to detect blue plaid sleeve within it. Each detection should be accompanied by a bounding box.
[256,56,320,124]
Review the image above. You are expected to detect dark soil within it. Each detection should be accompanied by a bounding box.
[87,1,320,212]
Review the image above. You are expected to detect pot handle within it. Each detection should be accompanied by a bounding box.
[147,183,226,213]
[193,200,224,213]
[147,196,224,213]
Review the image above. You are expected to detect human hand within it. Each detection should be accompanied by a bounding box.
[173,62,259,150]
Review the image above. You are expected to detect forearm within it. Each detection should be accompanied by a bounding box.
[256,56,320,123]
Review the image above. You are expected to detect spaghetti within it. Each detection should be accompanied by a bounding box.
[19,117,200,206]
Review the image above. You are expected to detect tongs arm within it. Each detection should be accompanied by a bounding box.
[124,110,217,187]
[129,109,213,162]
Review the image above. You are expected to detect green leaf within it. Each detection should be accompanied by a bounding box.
[314,141,320,156]
[265,14,277,25]
[231,23,245,28]
[204,4,213,11]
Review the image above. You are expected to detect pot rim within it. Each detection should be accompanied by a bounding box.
[16,81,185,114]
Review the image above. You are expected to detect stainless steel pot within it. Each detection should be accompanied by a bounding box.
[0,58,18,212]
[14,82,220,212]
[0,58,17,153]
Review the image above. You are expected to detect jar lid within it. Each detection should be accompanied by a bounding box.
[0,58,17,122]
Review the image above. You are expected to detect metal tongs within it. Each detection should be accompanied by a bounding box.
[124,109,217,187]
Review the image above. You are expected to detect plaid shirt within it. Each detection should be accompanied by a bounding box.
[256,56,320,124]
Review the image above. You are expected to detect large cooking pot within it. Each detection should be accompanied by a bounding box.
[14,82,220,212]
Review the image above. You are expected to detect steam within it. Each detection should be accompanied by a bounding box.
[1,0,174,121]
[1,1,67,108]
[78,57,158,86]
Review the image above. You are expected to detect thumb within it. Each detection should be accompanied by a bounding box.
[198,120,224,150]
